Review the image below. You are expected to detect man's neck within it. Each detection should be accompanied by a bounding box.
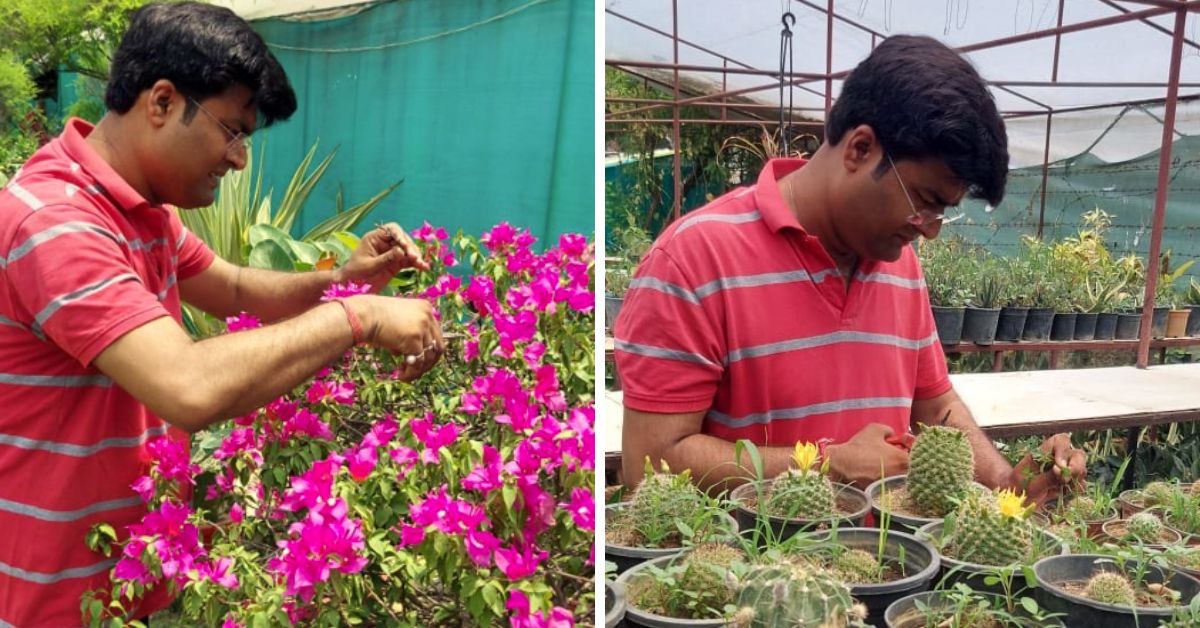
[85,115,157,206]
[778,149,858,281]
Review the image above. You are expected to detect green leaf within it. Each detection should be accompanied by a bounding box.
[273,467,287,487]
[248,239,297,271]
[1020,596,1039,614]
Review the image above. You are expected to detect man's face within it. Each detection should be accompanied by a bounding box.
[147,84,257,209]
[838,146,965,263]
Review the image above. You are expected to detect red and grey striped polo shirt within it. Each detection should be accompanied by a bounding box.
[614,158,951,447]
[0,118,215,626]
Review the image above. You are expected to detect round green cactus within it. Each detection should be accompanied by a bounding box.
[830,548,881,584]
[678,544,744,613]
[1126,511,1164,541]
[1143,481,1178,507]
[908,426,975,517]
[945,489,1033,566]
[769,468,835,520]
[628,460,706,543]
[1064,495,1105,521]
[1083,571,1136,606]
[731,563,866,628]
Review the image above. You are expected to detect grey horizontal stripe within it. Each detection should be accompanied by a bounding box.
[727,331,939,364]
[614,338,717,367]
[4,221,119,268]
[0,495,143,523]
[5,180,43,211]
[128,237,169,252]
[628,277,699,304]
[32,273,139,333]
[856,271,926,289]
[708,396,914,428]
[176,228,188,249]
[0,373,112,387]
[0,424,167,457]
[694,270,812,299]
[0,557,117,585]
[810,268,841,283]
[0,315,25,330]
[674,210,761,235]
[0,616,14,628]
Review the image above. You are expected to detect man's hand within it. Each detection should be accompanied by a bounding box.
[338,222,431,292]
[825,423,910,488]
[352,295,443,381]
[1009,433,1087,506]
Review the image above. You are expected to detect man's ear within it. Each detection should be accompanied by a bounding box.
[840,124,879,175]
[143,79,179,129]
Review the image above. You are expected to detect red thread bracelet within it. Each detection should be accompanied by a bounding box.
[333,299,364,345]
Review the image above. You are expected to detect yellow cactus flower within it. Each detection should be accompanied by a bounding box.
[996,489,1033,519]
[793,441,819,471]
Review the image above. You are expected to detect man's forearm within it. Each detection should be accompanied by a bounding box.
[939,400,1015,488]
[186,298,362,428]
[234,266,341,322]
[624,432,794,493]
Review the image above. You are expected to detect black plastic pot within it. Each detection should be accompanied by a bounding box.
[800,528,940,628]
[1152,306,1170,338]
[1032,554,1200,627]
[884,590,1066,628]
[864,475,941,533]
[916,520,1069,596]
[605,503,739,575]
[1188,305,1200,337]
[1094,312,1119,340]
[962,307,1001,345]
[616,555,730,627]
[1074,312,1099,340]
[730,479,869,545]
[1023,307,1055,340]
[1116,312,1142,340]
[996,307,1028,342]
[605,580,626,628]
[931,306,964,346]
[1050,312,1076,341]
[605,295,624,332]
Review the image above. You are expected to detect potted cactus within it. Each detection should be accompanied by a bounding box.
[917,488,1068,595]
[963,268,1004,346]
[885,586,1066,628]
[867,426,976,530]
[793,527,942,627]
[1117,480,1183,518]
[996,255,1032,342]
[919,237,971,346]
[1184,279,1200,336]
[1031,554,1200,626]
[1102,511,1183,549]
[1158,489,1200,546]
[606,460,740,574]
[731,442,869,541]
[729,562,870,627]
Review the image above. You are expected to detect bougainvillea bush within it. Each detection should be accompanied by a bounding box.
[83,223,596,627]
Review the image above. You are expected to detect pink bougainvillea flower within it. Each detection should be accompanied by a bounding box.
[147,437,200,487]
[565,488,594,531]
[397,524,426,547]
[461,445,502,493]
[225,312,261,332]
[533,365,567,412]
[268,497,367,602]
[506,590,573,628]
[305,380,356,406]
[494,543,547,581]
[387,445,418,481]
[464,276,499,317]
[230,503,244,524]
[558,233,588,258]
[345,446,378,482]
[203,556,240,589]
[280,456,342,512]
[522,342,546,369]
[362,414,398,448]
[410,414,461,464]
[281,408,334,442]
[131,475,155,503]
[463,339,481,362]
[518,477,557,537]
[481,222,517,252]
[464,528,500,567]
[222,617,243,628]
[320,281,372,302]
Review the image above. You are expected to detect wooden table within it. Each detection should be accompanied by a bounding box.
[601,363,1200,482]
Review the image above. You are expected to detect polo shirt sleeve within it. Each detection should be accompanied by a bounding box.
[614,247,725,414]
[165,208,216,280]
[7,208,170,367]
[914,275,952,400]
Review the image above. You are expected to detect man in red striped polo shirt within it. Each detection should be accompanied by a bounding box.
[0,3,444,625]
[616,35,1086,502]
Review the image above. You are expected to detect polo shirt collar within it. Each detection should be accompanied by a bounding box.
[754,158,809,235]
[60,117,153,212]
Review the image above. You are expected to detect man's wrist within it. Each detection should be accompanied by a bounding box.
[821,440,844,482]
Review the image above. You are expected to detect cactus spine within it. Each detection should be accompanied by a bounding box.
[907,426,975,516]
[628,459,705,544]
[1126,511,1164,540]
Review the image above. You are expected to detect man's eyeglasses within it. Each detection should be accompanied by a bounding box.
[187,96,248,158]
[885,153,964,227]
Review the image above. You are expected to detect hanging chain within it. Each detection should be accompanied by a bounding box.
[779,11,796,154]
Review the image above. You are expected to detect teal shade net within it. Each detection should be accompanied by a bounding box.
[247,0,594,244]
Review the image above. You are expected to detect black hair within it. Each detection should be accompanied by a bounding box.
[826,35,1009,207]
[105,1,297,128]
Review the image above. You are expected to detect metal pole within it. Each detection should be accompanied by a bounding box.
[1137,7,1188,369]
[672,0,682,223]
[1038,113,1053,238]
[825,0,834,116]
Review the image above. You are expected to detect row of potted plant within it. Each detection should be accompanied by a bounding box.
[604,428,1200,627]
[921,210,1200,346]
